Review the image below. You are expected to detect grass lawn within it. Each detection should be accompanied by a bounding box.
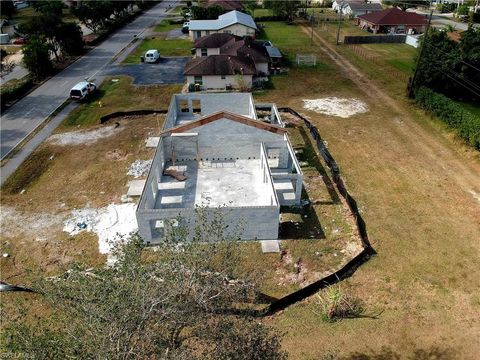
[123,36,192,63]
[60,76,182,128]
[457,100,480,117]
[253,8,274,18]
[255,21,480,359]
[153,19,184,33]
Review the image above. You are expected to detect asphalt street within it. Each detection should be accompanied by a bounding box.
[0,1,178,160]
[103,57,189,85]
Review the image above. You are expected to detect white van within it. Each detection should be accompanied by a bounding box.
[144,49,160,63]
[70,81,96,101]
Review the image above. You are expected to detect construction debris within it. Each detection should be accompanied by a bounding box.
[127,159,152,178]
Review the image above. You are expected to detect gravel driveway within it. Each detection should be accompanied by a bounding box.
[103,57,190,85]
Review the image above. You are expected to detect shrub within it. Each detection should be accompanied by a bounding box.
[0,76,34,111]
[314,285,364,322]
[415,87,480,149]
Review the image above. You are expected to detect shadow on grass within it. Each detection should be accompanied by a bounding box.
[296,125,341,204]
[279,187,326,240]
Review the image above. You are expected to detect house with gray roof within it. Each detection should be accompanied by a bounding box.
[184,54,256,90]
[188,10,257,40]
[342,2,383,17]
[136,93,303,244]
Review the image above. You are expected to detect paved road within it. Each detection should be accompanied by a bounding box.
[408,9,479,31]
[0,1,178,160]
[103,57,189,85]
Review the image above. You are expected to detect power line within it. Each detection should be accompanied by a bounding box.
[424,42,480,73]
[439,70,480,97]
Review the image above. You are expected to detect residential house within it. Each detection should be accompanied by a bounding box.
[188,10,257,40]
[184,54,256,90]
[204,0,244,11]
[357,7,428,34]
[193,33,241,57]
[136,93,303,243]
[342,2,383,17]
[332,0,381,12]
[193,33,277,76]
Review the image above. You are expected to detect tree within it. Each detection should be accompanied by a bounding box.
[70,1,115,33]
[3,210,286,359]
[57,22,84,56]
[1,0,16,19]
[412,27,480,101]
[264,0,302,22]
[30,0,64,16]
[381,0,429,11]
[22,35,52,79]
[190,4,226,20]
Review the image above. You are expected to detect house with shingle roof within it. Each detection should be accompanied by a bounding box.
[357,7,428,34]
[184,54,256,90]
[188,10,257,40]
[193,33,276,75]
[342,2,384,17]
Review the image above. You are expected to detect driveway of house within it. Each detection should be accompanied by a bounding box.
[103,57,189,85]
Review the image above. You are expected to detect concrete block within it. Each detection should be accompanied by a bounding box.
[127,180,146,196]
[261,240,280,253]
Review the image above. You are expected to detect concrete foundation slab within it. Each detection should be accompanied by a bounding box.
[127,180,146,196]
[261,240,280,253]
[145,137,160,148]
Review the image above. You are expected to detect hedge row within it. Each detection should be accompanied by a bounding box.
[415,87,480,149]
[0,77,34,112]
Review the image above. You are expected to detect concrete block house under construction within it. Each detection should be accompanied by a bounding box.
[136,93,303,243]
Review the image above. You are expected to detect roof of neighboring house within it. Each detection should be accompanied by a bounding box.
[188,10,257,31]
[265,46,282,58]
[184,55,256,76]
[220,38,270,63]
[357,7,428,25]
[205,0,244,11]
[160,111,286,137]
[193,33,240,48]
[347,2,383,11]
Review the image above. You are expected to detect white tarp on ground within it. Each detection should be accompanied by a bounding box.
[303,97,368,118]
[63,203,138,257]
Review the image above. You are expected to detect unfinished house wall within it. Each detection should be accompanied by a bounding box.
[162,119,284,161]
[137,205,279,243]
[169,93,255,121]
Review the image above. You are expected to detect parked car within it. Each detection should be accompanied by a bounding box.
[144,49,160,63]
[182,22,190,34]
[70,81,96,101]
[11,37,26,45]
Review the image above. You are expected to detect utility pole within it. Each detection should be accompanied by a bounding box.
[311,8,315,45]
[336,1,344,46]
[408,10,433,98]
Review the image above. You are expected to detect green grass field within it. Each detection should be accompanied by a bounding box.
[153,19,184,33]
[61,77,181,128]
[123,36,192,63]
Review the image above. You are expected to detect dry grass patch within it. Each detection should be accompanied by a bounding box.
[256,21,480,359]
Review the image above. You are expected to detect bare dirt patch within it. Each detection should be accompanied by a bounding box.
[303,97,368,118]
[47,125,122,146]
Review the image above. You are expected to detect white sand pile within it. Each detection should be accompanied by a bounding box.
[127,159,152,178]
[303,97,368,118]
[48,126,121,146]
[63,203,138,258]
